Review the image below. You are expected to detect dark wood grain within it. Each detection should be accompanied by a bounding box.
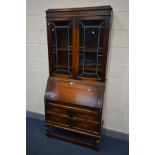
[45,77,104,108]
[46,125,100,148]
[46,6,112,13]
[45,6,112,149]
[45,122,100,138]
[46,103,100,123]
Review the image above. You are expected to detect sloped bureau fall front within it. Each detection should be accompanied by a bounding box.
[44,6,112,148]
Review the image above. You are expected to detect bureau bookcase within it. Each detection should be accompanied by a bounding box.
[44,6,112,148]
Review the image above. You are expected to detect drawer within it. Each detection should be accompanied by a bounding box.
[46,113,69,127]
[46,103,77,118]
[46,102,101,123]
[75,121,100,132]
[46,103,68,116]
[46,113,100,133]
[74,113,100,123]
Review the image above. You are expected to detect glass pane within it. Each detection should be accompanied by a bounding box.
[79,19,105,80]
[51,21,72,75]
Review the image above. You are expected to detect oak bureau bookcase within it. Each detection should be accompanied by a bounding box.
[44,6,112,149]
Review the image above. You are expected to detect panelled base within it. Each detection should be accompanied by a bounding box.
[45,123,101,149]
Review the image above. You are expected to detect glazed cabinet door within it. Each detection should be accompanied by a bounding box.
[47,17,76,77]
[76,16,110,81]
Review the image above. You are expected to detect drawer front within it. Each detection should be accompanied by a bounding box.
[75,113,100,123]
[46,113,69,127]
[75,121,100,132]
[46,103,68,116]
[46,102,101,124]
[46,113,100,133]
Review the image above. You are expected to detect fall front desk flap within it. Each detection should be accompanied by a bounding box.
[45,77,105,109]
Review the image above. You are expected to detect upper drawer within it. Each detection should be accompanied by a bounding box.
[45,77,105,108]
[45,102,101,123]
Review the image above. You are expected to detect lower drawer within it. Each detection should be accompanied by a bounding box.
[74,121,100,132]
[46,113,100,133]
